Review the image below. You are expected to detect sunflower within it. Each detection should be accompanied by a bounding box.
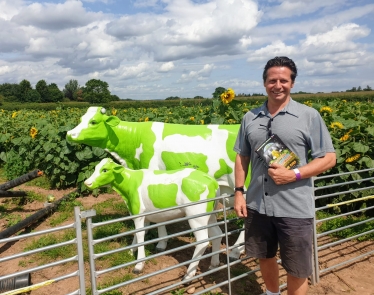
[220,88,235,104]
[330,122,344,129]
[340,129,353,142]
[319,106,333,113]
[11,111,18,118]
[111,108,117,116]
[30,127,38,139]
[340,134,350,142]
[345,154,360,163]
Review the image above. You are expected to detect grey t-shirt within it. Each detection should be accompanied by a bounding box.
[234,98,335,218]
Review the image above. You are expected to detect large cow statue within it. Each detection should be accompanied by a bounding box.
[85,158,222,281]
[67,106,248,260]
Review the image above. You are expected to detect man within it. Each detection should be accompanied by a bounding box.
[233,56,336,295]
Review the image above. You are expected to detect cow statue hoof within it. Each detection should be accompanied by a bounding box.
[228,246,245,262]
[132,262,145,274]
[155,241,168,252]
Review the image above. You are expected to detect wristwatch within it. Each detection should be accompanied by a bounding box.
[234,186,244,193]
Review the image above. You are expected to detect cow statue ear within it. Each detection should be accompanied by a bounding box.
[105,116,121,127]
[113,165,124,173]
[100,108,106,114]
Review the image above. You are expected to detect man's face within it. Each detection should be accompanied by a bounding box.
[264,66,294,103]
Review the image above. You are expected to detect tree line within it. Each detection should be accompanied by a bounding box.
[0,79,120,105]
[346,85,372,92]
[0,78,372,106]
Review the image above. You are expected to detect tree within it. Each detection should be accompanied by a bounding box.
[36,80,49,102]
[212,87,226,99]
[357,86,362,91]
[25,89,41,102]
[63,79,79,101]
[0,83,21,101]
[19,79,32,102]
[48,83,64,102]
[82,79,111,104]
[109,94,120,101]
[363,85,372,91]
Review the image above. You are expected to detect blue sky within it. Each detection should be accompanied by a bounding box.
[1,0,373,100]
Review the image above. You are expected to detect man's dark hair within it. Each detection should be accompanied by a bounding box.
[262,56,298,83]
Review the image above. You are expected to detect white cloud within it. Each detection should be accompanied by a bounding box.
[178,64,215,83]
[159,62,175,72]
[12,1,100,31]
[265,0,343,20]
[0,0,373,99]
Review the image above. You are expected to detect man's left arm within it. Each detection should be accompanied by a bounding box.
[268,152,336,185]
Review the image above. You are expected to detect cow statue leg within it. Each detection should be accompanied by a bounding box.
[132,216,147,274]
[155,225,168,252]
[182,216,212,282]
[207,214,222,269]
[219,186,246,261]
[228,230,245,261]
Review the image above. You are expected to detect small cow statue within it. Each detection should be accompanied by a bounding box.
[85,158,222,281]
[67,106,248,260]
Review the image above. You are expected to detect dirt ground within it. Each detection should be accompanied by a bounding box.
[1,185,374,295]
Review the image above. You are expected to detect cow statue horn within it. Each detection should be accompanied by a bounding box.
[101,108,106,114]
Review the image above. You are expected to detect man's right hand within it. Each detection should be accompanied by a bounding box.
[234,192,247,217]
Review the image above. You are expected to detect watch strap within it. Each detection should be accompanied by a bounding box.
[234,186,245,193]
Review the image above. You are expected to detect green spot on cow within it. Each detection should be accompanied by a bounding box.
[181,170,217,212]
[214,159,233,179]
[119,122,157,170]
[161,152,209,172]
[162,124,212,140]
[148,183,178,208]
[218,125,239,163]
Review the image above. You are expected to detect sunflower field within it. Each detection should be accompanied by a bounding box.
[0,89,373,210]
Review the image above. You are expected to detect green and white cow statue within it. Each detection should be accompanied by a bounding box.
[67,106,248,260]
[85,158,222,281]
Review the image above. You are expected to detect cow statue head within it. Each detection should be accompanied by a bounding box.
[66,107,121,146]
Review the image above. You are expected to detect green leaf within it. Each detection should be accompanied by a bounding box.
[92,147,106,157]
[0,152,7,162]
[45,154,54,162]
[366,126,374,136]
[352,142,369,153]
[77,172,86,183]
[75,147,93,161]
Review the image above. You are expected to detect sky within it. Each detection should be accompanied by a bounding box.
[1,0,374,100]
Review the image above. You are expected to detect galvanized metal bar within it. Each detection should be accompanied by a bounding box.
[314,185,374,200]
[85,211,98,295]
[315,205,374,223]
[93,222,226,260]
[74,206,86,295]
[319,248,374,275]
[0,239,77,263]
[0,223,75,244]
[0,256,78,281]
[223,194,232,295]
[96,237,227,276]
[90,194,228,229]
[316,216,374,238]
[314,168,374,180]
[314,176,374,192]
[317,228,374,251]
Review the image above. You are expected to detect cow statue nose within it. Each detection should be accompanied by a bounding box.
[67,130,78,138]
[84,180,92,186]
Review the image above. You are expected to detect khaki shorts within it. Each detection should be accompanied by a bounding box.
[245,208,313,278]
